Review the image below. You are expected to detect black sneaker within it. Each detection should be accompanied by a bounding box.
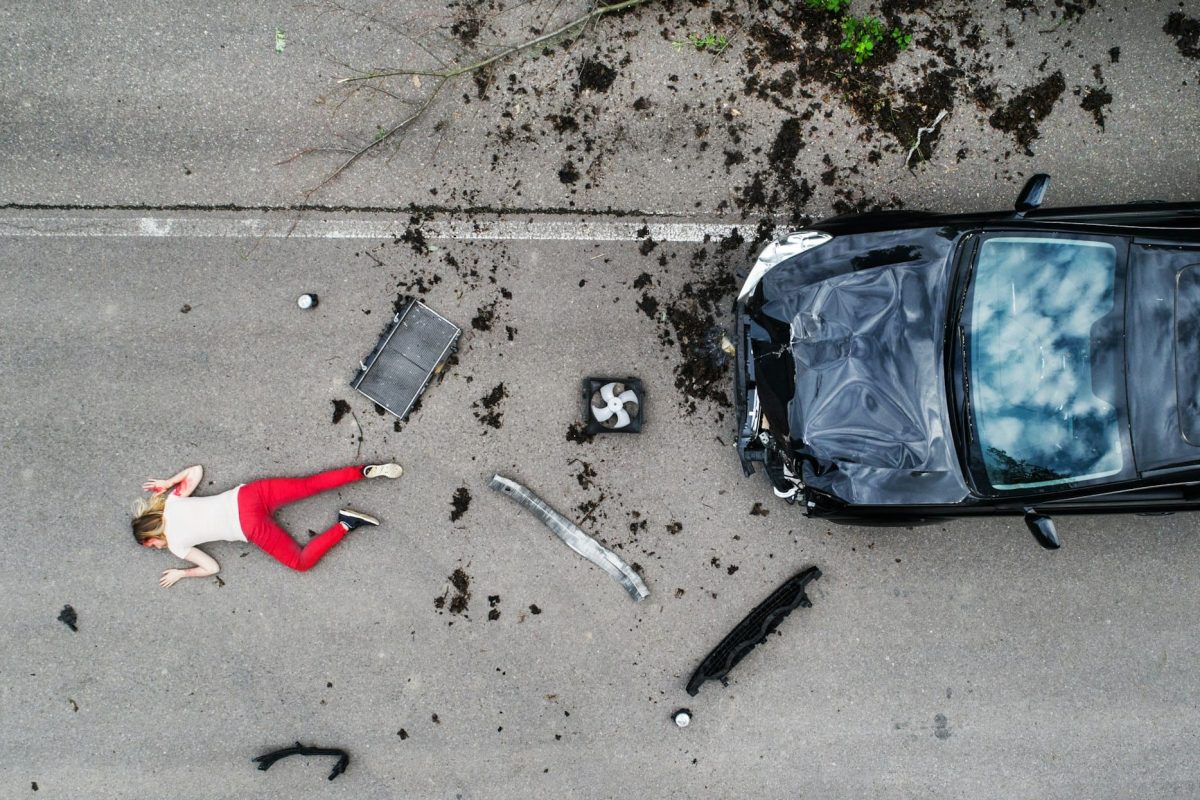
[338,509,380,531]
[761,434,800,502]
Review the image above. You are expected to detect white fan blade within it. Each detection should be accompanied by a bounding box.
[600,382,621,404]
[613,407,631,428]
[592,403,616,422]
[616,390,638,406]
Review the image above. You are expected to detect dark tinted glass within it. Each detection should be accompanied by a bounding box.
[1177,265,1200,445]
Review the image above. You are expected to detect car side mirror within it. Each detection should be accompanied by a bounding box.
[1014,174,1051,217]
[1024,508,1061,550]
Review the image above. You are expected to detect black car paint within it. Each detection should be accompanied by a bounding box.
[736,182,1200,535]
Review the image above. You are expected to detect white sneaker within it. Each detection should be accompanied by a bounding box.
[363,463,403,479]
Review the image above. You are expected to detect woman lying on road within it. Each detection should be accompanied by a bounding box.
[131,463,402,587]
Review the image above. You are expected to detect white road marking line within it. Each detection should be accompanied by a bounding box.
[0,215,749,243]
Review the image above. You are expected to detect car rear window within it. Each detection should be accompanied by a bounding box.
[967,237,1122,490]
[1176,265,1200,445]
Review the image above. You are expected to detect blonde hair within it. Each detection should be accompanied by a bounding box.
[131,493,167,544]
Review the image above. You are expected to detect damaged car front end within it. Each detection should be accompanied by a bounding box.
[736,216,969,515]
[735,177,1200,547]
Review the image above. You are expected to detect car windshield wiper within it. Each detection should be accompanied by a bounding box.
[948,239,978,457]
[958,324,973,449]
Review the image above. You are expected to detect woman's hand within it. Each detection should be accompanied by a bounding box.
[143,478,171,494]
[159,569,186,588]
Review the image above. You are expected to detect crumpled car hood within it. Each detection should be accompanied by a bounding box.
[760,233,969,505]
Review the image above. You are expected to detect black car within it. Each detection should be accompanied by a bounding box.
[735,175,1200,548]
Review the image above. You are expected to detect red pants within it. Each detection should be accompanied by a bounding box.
[237,465,364,572]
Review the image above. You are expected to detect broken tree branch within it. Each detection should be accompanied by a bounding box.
[337,0,651,85]
[286,0,654,196]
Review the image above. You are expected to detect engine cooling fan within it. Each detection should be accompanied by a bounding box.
[582,377,644,434]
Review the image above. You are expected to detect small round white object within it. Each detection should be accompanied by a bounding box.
[673,710,691,728]
[297,293,317,309]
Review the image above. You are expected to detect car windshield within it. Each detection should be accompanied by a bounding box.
[965,236,1123,491]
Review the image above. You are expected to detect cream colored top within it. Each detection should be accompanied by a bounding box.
[163,486,246,558]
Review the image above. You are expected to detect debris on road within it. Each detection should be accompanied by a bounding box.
[583,377,644,434]
[489,474,649,602]
[440,568,471,615]
[297,293,318,309]
[253,741,348,781]
[905,109,948,167]
[565,422,595,445]
[685,566,822,697]
[672,708,692,728]
[450,487,471,521]
[57,605,77,632]
[472,383,508,429]
[352,300,461,421]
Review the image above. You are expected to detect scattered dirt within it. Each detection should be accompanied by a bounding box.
[651,246,737,414]
[471,301,497,331]
[666,521,683,535]
[400,218,430,256]
[529,604,541,615]
[636,292,659,318]
[450,487,471,522]
[750,502,769,517]
[450,0,485,48]
[180,304,191,313]
[575,495,605,525]
[987,71,1066,155]
[331,399,351,425]
[1079,86,1112,130]
[397,729,409,740]
[447,568,471,615]
[727,564,740,575]
[472,383,508,429]
[570,459,597,490]
[577,57,616,93]
[547,113,578,133]
[488,595,501,621]
[1165,12,1200,60]
[565,422,594,444]
[57,605,77,632]
[558,160,580,184]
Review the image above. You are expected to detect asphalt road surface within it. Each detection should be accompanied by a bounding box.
[3,1,1199,798]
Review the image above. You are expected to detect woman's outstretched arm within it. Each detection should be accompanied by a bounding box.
[143,465,203,497]
[160,547,220,588]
